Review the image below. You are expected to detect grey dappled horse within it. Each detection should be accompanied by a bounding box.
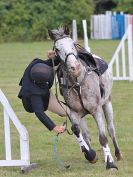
[48,27,122,169]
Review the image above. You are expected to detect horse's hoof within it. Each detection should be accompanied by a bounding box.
[90,153,98,164]
[106,162,118,170]
[106,157,118,170]
[116,152,123,161]
[84,149,98,163]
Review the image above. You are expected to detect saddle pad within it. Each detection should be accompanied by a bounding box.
[92,55,108,76]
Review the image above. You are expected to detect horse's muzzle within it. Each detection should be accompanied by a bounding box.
[70,64,81,77]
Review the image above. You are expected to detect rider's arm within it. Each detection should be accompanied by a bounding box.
[30,95,64,133]
[31,95,56,131]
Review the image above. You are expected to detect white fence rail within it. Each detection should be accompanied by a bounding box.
[109,24,133,81]
[0,89,37,172]
[72,19,91,52]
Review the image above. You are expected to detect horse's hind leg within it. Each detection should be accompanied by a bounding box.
[102,100,122,161]
[93,106,118,169]
[70,111,97,163]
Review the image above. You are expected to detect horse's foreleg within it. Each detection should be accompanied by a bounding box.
[72,124,89,152]
[93,106,118,169]
[70,112,89,151]
[70,111,97,163]
[80,117,91,146]
[103,100,122,161]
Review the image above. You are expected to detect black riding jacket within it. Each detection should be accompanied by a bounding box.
[18,57,60,131]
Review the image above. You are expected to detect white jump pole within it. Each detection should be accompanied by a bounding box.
[72,19,78,43]
[82,20,91,52]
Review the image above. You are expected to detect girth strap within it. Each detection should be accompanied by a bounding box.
[61,83,89,114]
[73,85,90,114]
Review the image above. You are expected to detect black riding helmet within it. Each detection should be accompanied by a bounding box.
[30,63,54,88]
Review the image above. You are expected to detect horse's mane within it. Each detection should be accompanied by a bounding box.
[50,27,69,40]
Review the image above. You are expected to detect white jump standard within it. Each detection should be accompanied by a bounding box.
[0,89,37,173]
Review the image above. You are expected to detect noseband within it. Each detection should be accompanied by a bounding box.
[65,53,78,64]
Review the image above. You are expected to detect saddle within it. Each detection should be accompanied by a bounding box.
[76,46,108,98]
[76,45,108,76]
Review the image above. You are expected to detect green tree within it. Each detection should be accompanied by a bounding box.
[0,0,94,42]
[69,0,94,37]
[93,0,133,14]
[113,0,133,13]
[93,0,117,13]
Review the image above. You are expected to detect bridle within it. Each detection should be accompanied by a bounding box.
[53,36,78,64]
[64,52,78,64]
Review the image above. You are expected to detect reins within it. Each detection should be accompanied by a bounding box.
[53,133,70,169]
[52,58,73,135]
[52,57,73,169]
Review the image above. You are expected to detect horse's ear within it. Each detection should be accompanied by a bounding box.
[64,26,70,35]
[48,30,55,40]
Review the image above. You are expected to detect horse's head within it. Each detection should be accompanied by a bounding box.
[48,26,81,77]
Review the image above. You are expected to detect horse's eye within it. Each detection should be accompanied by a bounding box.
[56,48,59,52]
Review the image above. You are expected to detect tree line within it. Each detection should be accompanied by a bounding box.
[0,0,132,42]
[0,0,94,42]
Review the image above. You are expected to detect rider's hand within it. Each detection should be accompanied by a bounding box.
[47,50,56,59]
[53,125,65,134]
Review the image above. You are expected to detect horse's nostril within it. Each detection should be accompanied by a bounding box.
[71,65,80,72]
[71,67,75,71]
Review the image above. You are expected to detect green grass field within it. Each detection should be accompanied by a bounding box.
[0,40,133,177]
